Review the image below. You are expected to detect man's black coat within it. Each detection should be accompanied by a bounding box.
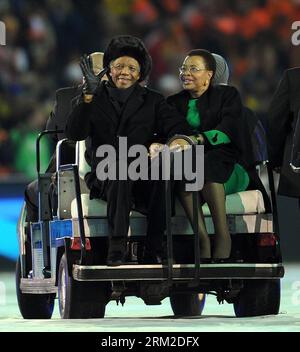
[65,81,193,198]
[268,68,300,197]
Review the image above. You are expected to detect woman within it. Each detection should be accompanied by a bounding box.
[167,49,249,262]
[65,35,194,266]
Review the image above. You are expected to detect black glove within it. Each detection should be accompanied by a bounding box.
[80,54,100,95]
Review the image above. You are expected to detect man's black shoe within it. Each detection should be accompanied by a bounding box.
[106,251,126,266]
[106,237,127,266]
[139,245,168,265]
[140,251,163,265]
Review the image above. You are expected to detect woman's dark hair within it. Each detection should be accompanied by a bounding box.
[187,49,216,78]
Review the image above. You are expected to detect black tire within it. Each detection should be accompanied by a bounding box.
[16,258,55,319]
[170,293,206,316]
[233,279,281,317]
[58,254,109,319]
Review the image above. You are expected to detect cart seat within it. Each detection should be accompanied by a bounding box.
[69,140,265,219]
[70,189,265,218]
[71,190,265,218]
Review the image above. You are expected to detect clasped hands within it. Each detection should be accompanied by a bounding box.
[149,134,205,159]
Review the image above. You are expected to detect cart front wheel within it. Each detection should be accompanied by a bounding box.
[16,258,55,319]
[58,254,109,319]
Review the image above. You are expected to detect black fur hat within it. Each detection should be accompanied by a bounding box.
[103,35,152,81]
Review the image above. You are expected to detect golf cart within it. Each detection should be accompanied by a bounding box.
[16,128,284,319]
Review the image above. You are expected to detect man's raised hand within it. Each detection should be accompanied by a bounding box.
[80,54,100,95]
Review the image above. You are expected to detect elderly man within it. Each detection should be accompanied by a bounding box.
[65,35,194,266]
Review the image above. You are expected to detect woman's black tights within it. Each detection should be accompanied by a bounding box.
[178,182,231,259]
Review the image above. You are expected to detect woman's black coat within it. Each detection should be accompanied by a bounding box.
[167,85,245,184]
[268,68,300,198]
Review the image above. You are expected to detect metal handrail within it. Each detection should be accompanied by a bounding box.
[56,138,71,172]
[36,130,64,175]
[266,162,281,239]
[56,161,87,265]
[166,134,201,285]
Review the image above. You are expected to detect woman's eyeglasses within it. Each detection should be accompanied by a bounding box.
[178,66,207,74]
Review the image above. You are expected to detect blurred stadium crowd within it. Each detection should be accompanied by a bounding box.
[0,0,300,180]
